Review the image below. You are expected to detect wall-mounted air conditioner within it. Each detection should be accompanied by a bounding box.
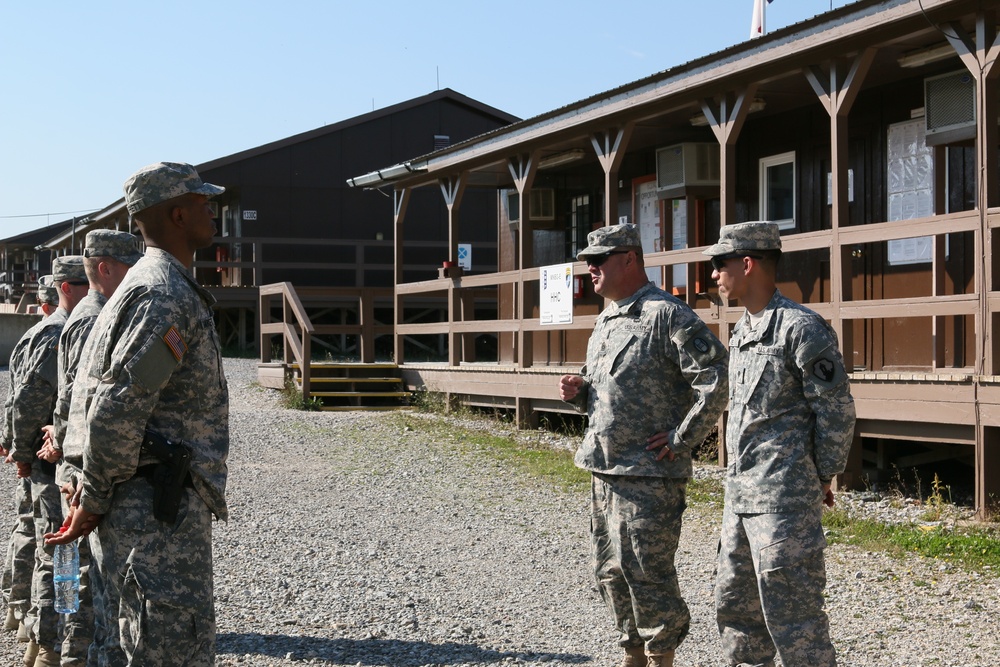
[656,143,720,193]
[505,188,555,228]
[925,70,976,145]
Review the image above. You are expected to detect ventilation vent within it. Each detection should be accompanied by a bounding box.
[656,143,720,192]
[433,135,450,151]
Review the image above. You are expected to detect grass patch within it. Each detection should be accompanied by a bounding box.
[280,380,323,411]
[688,473,724,508]
[823,509,1000,570]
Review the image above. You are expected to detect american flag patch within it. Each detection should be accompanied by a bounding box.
[163,326,187,362]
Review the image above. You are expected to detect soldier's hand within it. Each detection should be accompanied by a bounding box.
[44,507,102,545]
[41,424,54,447]
[559,375,583,401]
[37,442,61,464]
[822,483,835,508]
[14,461,31,478]
[646,430,676,462]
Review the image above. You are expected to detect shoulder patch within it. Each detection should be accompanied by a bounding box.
[692,337,710,354]
[163,326,188,362]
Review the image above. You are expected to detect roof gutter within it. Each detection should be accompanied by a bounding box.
[346,161,427,188]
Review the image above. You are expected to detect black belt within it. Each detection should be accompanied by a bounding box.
[134,464,195,488]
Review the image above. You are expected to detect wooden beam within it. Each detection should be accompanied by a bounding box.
[394,188,411,364]
[701,85,757,226]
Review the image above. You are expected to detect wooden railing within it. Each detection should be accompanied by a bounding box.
[393,209,997,373]
[258,282,395,402]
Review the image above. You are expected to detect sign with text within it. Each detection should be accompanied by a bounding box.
[539,263,574,325]
[457,243,472,270]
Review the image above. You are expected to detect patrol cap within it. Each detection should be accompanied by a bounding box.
[123,161,224,215]
[37,275,58,306]
[52,255,87,284]
[702,221,782,257]
[576,223,642,261]
[84,229,142,266]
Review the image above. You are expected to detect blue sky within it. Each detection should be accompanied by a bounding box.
[0,0,849,237]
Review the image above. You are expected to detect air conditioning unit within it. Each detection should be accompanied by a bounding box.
[656,143,720,192]
[925,70,976,145]
[505,188,555,227]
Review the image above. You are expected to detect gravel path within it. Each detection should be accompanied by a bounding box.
[0,358,997,666]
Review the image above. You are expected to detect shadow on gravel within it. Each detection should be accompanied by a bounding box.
[217,632,591,664]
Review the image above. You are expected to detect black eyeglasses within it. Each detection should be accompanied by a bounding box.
[710,253,763,272]
[65,280,89,286]
[585,250,630,267]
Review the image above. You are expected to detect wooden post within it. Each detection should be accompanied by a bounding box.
[508,153,539,369]
[393,188,410,365]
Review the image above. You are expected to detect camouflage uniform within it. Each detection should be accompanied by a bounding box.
[54,230,141,665]
[53,290,106,666]
[705,223,856,667]
[1,308,53,626]
[75,162,228,666]
[8,305,68,650]
[571,225,728,657]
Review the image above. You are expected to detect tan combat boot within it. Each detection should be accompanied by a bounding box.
[4,607,18,631]
[33,645,60,667]
[21,640,38,667]
[645,650,675,667]
[618,645,647,667]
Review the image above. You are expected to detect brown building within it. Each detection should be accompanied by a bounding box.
[347,0,1000,515]
[40,89,519,351]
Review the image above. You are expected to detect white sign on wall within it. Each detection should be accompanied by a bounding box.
[457,244,472,270]
[539,263,574,325]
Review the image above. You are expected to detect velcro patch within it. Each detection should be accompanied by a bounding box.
[163,326,188,362]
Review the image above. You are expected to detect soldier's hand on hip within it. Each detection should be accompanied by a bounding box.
[822,483,835,508]
[559,375,583,401]
[646,431,676,462]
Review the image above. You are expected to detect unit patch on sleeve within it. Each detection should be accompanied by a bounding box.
[163,325,188,362]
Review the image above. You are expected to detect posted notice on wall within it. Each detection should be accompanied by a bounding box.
[540,263,574,325]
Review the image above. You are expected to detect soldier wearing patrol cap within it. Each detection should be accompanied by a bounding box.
[705,221,856,667]
[47,162,228,666]
[6,257,88,666]
[35,229,143,664]
[559,223,728,667]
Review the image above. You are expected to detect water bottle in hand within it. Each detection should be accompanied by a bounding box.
[53,527,79,614]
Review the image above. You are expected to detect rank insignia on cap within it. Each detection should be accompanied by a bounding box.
[163,326,188,362]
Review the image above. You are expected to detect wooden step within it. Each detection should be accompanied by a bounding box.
[319,405,412,412]
[308,391,410,398]
[290,362,398,370]
[300,377,402,384]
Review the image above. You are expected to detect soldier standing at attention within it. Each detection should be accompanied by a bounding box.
[559,224,728,667]
[47,162,229,667]
[10,258,90,667]
[38,229,142,665]
[2,276,59,665]
[705,222,856,667]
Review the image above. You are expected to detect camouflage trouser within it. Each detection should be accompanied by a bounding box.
[715,506,835,667]
[90,476,215,667]
[56,459,95,665]
[2,476,34,619]
[28,460,62,646]
[590,473,689,655]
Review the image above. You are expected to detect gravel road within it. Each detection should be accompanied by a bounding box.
[0,358,997,666]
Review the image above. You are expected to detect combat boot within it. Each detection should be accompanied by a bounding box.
[4,607,17,631]
[21,640,37,667]
[617,645,646,667]
[32,645,60,667]
[645,650,675,667]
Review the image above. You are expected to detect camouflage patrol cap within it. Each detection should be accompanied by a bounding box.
[84,229,142,266]
[703,221,782,256]
[37,275,58,305]
[123,162,224,215]
[52,255,87,283]
[576,223,642,260]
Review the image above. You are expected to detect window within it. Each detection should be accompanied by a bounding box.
[759,151,796,230]
[568,195,592,259]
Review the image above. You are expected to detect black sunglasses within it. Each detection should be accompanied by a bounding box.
[585,250,630,267]
[710,253,763,272]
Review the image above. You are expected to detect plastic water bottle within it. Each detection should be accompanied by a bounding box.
[53,527,79,614]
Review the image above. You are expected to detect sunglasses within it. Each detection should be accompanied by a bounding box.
[585,250,630,267]
[710,253,763,272]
